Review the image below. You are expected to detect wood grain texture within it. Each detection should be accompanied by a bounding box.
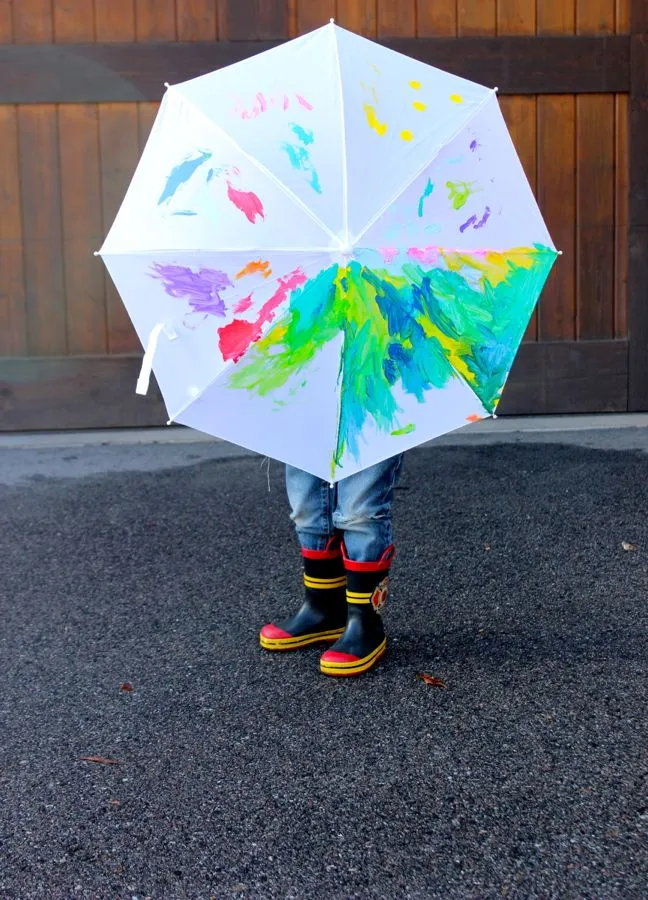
[176,0,218,40]
[0,0,13,41]
[135,0,177,41]
[498,340,628,414]
[0,106,27,355]
[54,0,95,42]
[98,104,141,354]
[537,95,576,341]
[378,0,416,37]
[457,0,496,36]
[537,0,575,34]
[576,0,616,34]
[496,0,535,35]
[18,104,66,355]
[297,0,334,32]
[614,94,628,337]
[576,94,615,339]
[13,0,53,43]
[94,0,136,41]
[416,0,456,36]
[337,0,377,36]
[0,355,166,430]
[58,104,106,354]
[219,0,288,39]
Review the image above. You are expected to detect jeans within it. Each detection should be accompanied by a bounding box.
[285,455,404,562]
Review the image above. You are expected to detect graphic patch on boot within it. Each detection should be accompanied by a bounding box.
[371,577,389,613]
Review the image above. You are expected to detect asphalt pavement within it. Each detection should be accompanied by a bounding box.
[1,427,647,898]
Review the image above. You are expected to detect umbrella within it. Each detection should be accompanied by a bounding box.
[99,21,558,482]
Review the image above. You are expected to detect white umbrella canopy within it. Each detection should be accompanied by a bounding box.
[99,22,557,482]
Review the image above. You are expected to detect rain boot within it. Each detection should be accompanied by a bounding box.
[259,538,347,651]
[319,545,394,677]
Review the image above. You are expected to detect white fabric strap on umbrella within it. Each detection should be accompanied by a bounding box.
[136,321,178,395]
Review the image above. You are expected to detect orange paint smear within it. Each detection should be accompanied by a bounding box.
[235,259,272,280]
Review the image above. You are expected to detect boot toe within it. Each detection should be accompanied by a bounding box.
[260,623,293,641]
[320,649,360,664]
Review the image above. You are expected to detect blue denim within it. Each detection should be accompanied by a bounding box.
[285,455,404,562]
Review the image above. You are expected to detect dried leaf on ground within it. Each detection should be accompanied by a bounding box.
[416,673,448,688]
[80,756,121,765]
[622,541,638,552]
[119,682,133,692]
[484,544,491,552]
[108,799,121,807]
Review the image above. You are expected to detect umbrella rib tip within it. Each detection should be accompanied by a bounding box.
[329,17,335,24]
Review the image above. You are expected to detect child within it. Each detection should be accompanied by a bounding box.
[260,455,404,677]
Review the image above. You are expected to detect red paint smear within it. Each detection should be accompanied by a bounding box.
[218,269,307,363]
[295,93,313,111]
[227,181,265,223]
[233,294,253,314]
[257,92,267,113]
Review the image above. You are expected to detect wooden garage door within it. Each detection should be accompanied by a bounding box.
[0,0,646,429]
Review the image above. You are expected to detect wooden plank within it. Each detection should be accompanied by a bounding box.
[537,1,575,34]
[98,104,141,354]
[53,0,95,42]
[576,94,615,339]
[616,0,629,32]
[0,0,13,41]
[0,356,165,430]
[577,0,616,35]
[137,101,159,151]
[614,94,629,337]
[537,95,576,341]
[18,105,66,356]
[498,340,629,415]
[497,0,537,341]
[416,0,456,36]
[337,0,377,37]
[176,0,218,41]
[219,0,288,40]
[628,3,648,410]
[297,0,335,33]
[0,106,27,355]
[458,0,496,36]
[94,1,136,41]
[135,0,177,41]
[58,104,106,355]
[378,0,416,37]
[0,37,631,103]
[13,0,53,43]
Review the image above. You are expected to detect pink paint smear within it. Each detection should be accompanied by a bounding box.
[407,246,440,265]
[218,269,307,363]
[380,248,399,264]
[227,181,265,223]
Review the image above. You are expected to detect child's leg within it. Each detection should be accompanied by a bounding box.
[259,466,347,651]
[320,454,403,676]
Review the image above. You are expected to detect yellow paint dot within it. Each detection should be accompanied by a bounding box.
[450,93,464,104]
[409,80,422,90]
[400,129,414,142]
[413,100,427,112]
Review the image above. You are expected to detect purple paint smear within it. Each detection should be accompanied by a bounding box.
[150,264,232,316]
[459,206,491,233]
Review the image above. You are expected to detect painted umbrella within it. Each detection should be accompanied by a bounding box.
[99,22,558,482]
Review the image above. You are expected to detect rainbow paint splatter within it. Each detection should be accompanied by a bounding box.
[226,247,556,473]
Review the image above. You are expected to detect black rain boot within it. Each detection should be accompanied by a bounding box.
[259,538,347,651]
[319,544,394,677]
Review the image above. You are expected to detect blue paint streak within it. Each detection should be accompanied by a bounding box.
[158,150,212,205]
[172,210,198,216]
[290,123,314,145]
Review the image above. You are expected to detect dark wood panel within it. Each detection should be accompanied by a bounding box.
[0,35,631,103]
[498,340,629,415]
[628,29,648,410]
[219,0,288,40]
[0,342,628,431]
[576,95,615,339]
[0,356,165,430]
[17,105,67,356]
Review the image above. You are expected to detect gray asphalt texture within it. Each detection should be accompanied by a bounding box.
[1,438,647,899]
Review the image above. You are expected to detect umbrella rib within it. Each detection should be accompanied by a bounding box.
[171,87,340,249]
[352,88,498,247]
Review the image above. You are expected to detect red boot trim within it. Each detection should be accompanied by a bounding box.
[301,535,342,560]
[320,650,359,664]
[341,543,395,572]
[260,623,293,640]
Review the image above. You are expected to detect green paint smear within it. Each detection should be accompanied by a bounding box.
[227,247,557,473]
[391,424,416,436]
